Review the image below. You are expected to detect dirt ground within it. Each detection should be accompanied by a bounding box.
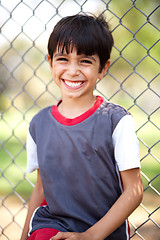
[0,193,160,240]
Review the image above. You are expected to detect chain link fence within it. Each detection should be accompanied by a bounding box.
[0,0,159,239]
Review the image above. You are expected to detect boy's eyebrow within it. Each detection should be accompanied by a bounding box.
[54,53,97,62]
[54,53,66,58]
[83,55,97,62]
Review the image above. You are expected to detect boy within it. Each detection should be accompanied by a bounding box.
[21,14,143,240]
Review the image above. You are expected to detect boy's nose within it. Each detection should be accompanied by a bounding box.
[67,62,80,76]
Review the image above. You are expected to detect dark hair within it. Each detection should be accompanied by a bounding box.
[48,14,114,72]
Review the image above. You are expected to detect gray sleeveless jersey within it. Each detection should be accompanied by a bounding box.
[28,98,139,239]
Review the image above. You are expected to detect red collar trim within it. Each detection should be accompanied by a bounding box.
[51,96,104,126]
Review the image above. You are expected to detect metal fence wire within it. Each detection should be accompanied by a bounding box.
[0,0,160,239]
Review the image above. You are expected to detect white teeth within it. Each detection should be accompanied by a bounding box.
[65,80,82,87]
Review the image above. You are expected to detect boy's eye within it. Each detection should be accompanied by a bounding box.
[81,59,92,64]
[57,57,68,62]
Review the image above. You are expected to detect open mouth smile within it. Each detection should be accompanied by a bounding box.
[62,79,85,89]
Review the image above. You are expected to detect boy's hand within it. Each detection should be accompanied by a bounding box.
[50,231,93,240]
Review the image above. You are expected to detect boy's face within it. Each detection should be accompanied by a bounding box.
[48,47,109,100]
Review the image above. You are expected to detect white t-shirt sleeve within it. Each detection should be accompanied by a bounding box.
[112,114,140,171]
[26,130,39,173]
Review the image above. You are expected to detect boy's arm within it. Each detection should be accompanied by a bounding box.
[20,170,44,240]
[51,168,143,240]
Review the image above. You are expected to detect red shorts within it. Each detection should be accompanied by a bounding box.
[28,228,59,240]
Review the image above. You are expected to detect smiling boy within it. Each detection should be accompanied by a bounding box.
[21,14,143,240]
[49,48,109,118]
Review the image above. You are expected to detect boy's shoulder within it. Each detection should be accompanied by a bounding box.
[101,99,130,116]
[99,99,131,131]
[29,106,52,139]
[30,106,52,125]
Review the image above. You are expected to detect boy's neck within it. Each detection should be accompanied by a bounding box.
[58,95,97,119]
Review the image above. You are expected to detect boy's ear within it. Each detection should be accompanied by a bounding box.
[98,60,110,80]
[47,54,52,68]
